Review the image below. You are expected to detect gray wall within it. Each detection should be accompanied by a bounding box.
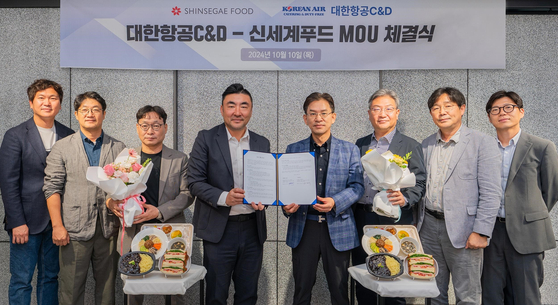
[1,8,558,305]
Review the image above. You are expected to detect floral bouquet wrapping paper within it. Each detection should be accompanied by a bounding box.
[361,149,416,221]
[86,148,153,228]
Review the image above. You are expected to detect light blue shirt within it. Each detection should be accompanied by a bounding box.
[497,129,522,218]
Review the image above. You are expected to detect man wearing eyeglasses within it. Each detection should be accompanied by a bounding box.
[283,92,364,305]
[481,91,558,305]
[107,105,193,304]
[351,89,426,305]
[43,91,125,305]
[416,87,501,305]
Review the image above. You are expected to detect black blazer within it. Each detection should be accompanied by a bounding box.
[187,123,270,244]
[355,129,426,224]
[0,118,74,233]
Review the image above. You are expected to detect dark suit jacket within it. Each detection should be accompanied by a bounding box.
[0,118,74,233]
[355,130,426,224]
[187,123,270,245]
[503,132,558,254]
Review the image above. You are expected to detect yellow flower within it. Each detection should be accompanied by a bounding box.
[389,152,411,169]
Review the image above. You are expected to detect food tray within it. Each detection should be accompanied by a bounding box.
[140,223,194,256]
[363,225,424,258]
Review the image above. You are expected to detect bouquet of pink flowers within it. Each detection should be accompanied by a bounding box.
[86,148,153,228]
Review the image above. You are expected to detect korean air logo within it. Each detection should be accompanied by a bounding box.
[282,6,325,12]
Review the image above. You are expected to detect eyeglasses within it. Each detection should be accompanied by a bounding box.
[370,107,396,114]
[138,123,164,131]
[307,112,333,119]
[488,104,520,115]
[77,108,103,115]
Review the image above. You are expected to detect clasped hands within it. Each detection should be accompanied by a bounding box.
[105,198,160,224]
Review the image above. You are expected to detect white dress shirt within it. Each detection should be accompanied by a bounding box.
[217,128,255,216]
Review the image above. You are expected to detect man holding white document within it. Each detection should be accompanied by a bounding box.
[187,83,269,305]
[283,92,364,305]
[352,89,426,305]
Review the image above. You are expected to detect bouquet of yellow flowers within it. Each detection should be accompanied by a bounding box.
[361,149,416,220]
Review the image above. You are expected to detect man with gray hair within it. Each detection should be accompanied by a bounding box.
[352,89,426,305]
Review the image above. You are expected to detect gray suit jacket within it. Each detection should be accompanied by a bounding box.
[503,132,558,254]
[417,126,502,248]
[118,145,193,254]
[44,132,126,241]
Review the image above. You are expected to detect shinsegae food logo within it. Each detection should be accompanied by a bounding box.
[171,6,181,15]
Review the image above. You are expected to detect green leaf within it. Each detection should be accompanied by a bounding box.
[403,151,413,161]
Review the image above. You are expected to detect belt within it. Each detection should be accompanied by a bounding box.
[307,214,327,223]
[425,208,445,220]
[228,213,256,222]
[356,203,374,213]
[497,217,506,223]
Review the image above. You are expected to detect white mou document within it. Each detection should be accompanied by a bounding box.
[243,150,316,205]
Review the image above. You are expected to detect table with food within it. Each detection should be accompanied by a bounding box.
[348,225,440,305]
[119,224,207,303]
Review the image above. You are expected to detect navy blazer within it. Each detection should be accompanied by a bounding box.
[0,118,74,233]
[188,123,270,245]
[285,136,364,252]
[355,130,426,224]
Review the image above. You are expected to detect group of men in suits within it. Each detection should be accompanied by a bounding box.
[0,79,194,305]
[1,80,556,305]
[354,87,558,305]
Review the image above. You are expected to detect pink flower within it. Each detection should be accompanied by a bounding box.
[103,164,115,177]
[120,172,129,183]
[131,163,142,172]
[128,148,138,158]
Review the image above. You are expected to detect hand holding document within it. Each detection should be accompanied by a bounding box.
[243,151,317,205]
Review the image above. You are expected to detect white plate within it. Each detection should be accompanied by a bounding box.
[362,228,400,256]
[131,227,169,260]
